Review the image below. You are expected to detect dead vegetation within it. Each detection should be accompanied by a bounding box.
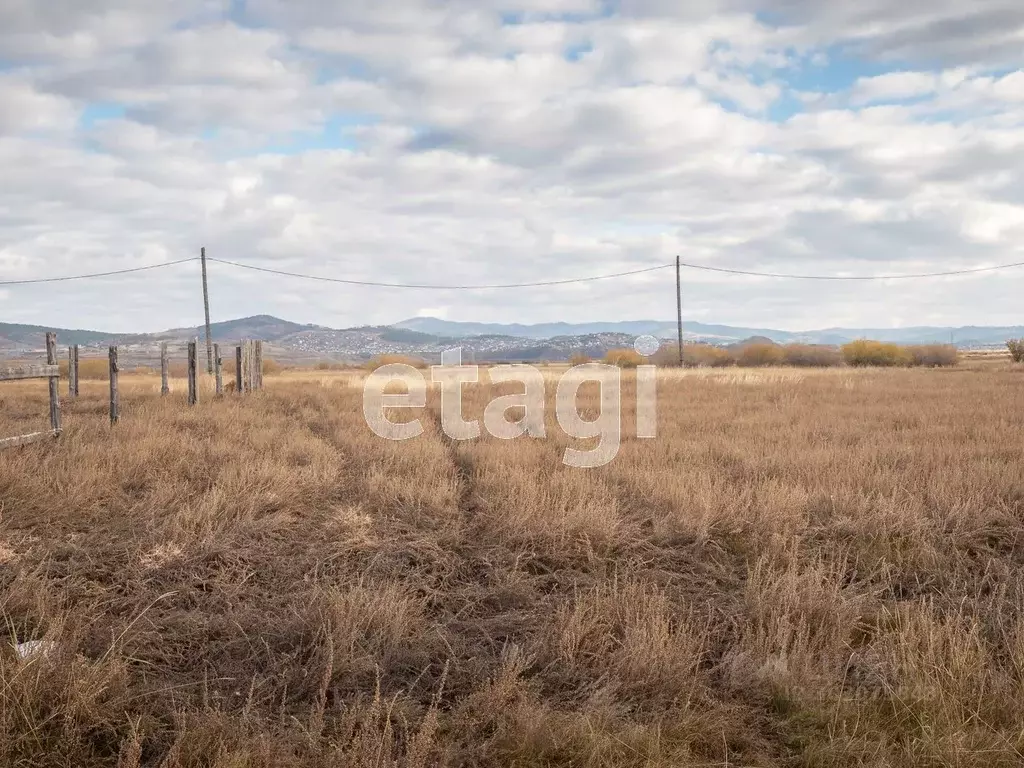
[2,364,1024,766]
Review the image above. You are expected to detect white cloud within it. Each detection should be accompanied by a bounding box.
[1,0,1024,333]
[0,75,77,134]
[850,71,938,105]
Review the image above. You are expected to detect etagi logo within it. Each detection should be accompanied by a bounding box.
[362,337,659,469]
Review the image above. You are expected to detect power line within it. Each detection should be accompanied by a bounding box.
[677,259,1024,280]
[5,253,1023,289]
[0,257,197,286]
[206,257,674,289]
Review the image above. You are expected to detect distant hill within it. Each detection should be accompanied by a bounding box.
[3,315,1023,363]
[729,336,778,349]
[395,317,1024,347]
[0,321,120,347]
[156,315,322,343]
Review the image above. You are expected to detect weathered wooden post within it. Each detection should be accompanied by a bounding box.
[235,346,243,394]
[187,340,198,406]
[242,340,251,393]
[46,333,60,434]
[109,346,119,425]
[214,343,223,395]
[160,342,170,396]
[68,345,79,398]
[255,340,264,390]
[0,338,63,449]
[238,339,264,392]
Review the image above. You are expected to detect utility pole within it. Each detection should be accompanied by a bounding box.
[201,246,213,375]
[676,255,684,366]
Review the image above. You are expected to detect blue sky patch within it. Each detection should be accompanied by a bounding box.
[79,103,127,129]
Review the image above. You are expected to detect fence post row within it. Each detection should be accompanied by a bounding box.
[1,335,266,447]
[187,340,198,406]
[0,333,62,450]
[109,346,119,425]
[161,342,170,396]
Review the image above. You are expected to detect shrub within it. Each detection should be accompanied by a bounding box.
[906,344,958,368]
[650,344,680,367]
[685,344,733,368]
[365,354,428,371]
[653,343,732,368]
[262,358,284,375]
[842,340,912,367]
[734,342,786,367]
[1008,339,1024,363]
[603,348,645,368]
[568,353,592,367]
[782,344,843,367]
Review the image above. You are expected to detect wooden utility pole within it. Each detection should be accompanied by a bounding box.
[201,246,213,375]
[46,333,60,433]
[676,255,684,367]
[187,340,198,406]
[109,346,119,425]
[160,342,169,395]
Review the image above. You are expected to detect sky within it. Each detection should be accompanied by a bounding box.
[2,0,1024,333]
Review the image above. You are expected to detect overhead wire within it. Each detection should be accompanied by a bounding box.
[3,254,1024,288]
[0,257,197,286]
[205,257,674,288]
[675,259,1024,280]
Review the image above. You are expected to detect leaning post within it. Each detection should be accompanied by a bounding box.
[187,340,198,406]
[109,346,119,425]
[46,333,61,434]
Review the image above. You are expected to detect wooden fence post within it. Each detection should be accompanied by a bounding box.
[46,333,60,434]
[160,342,169,396]
[68,345,79,398]
[214,343,223,395]
[0,349,62,450]
[235,346,243,394]
[255,340,264,390]
[187,340,198,406]
[109,346,119,425]
[241,340,250,393]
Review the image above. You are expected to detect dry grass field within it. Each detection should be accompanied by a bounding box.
[2,363,1024,766]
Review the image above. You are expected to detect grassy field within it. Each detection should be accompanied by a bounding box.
[2,364,1024,766]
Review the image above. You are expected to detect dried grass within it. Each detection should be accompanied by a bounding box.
[1,365,1024,766]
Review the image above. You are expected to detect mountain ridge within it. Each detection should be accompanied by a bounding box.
[1,315,1019,360]
[393,317,1021,346]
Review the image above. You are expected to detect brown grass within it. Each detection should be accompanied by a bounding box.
[365,354,429,371]
[2,365,1024,766]
[602,348,645,368]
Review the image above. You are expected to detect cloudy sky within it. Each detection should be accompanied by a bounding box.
[2,0,1024,333]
